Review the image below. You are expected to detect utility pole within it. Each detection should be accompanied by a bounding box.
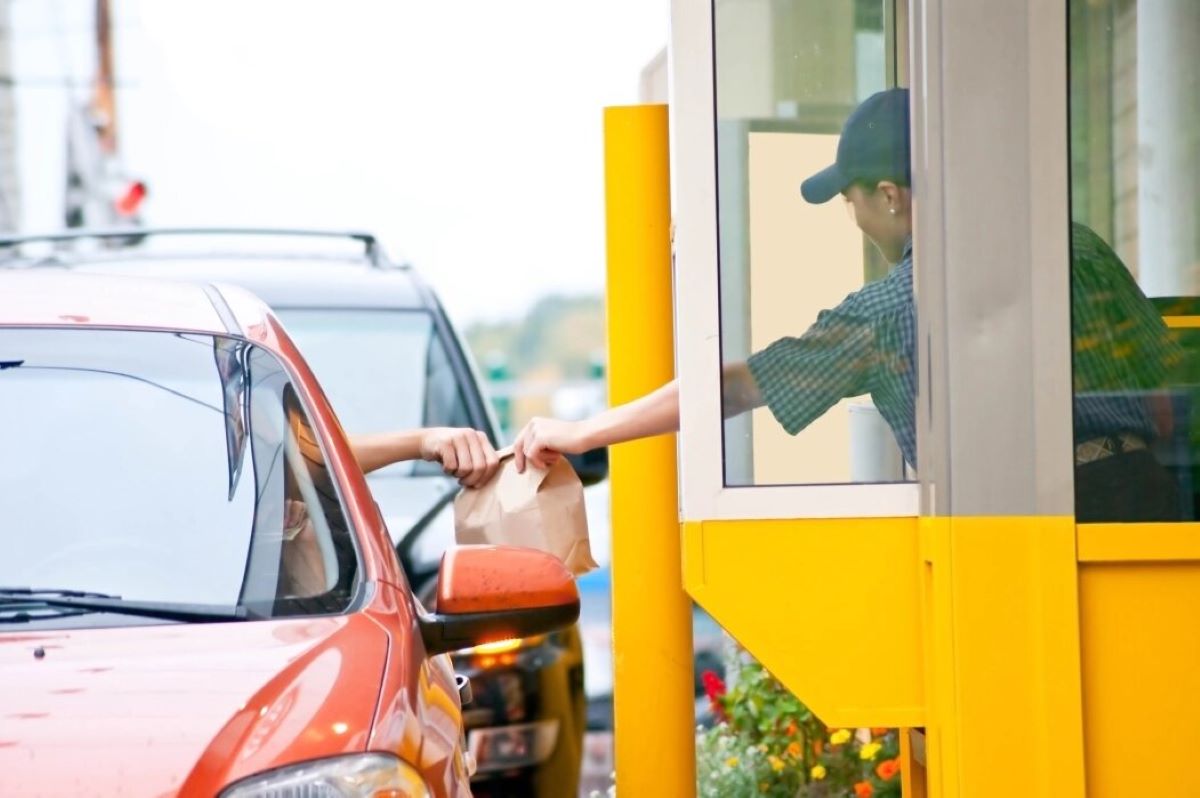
[92,0,117,155]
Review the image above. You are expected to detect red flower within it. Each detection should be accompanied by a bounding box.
[701,670,725,700]
[876,758,900,781]
[700,670,726,721]
[854,781,874,798]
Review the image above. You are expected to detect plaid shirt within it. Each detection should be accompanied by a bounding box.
[746,227,1185,468]
[748,240,918,466]
[1070,223,1185,442]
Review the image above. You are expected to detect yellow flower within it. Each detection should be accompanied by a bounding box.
[811,764,827,780]
[768,755,786,772]
[725,756,739,768]
[859,741,883,761]
[829,729,852,746]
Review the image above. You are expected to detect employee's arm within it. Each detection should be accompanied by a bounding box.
[513,362,765,471]
[721,361,764,418]
[513,380,679,471]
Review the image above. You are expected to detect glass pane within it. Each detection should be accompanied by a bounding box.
[0,329,358,621]
[714,0,914,486]
[1068,0,1200,522]
[277,308,471,477]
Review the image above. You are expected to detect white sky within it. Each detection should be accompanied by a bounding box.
[12,0,669,324]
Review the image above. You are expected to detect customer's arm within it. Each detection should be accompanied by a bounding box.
[349,428,500,487]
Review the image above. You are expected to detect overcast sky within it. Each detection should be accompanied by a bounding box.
[13,0,669,324]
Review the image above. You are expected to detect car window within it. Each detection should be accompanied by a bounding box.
[0,328,358,620]
[275,309,473,476]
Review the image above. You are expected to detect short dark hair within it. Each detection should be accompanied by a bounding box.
[851,175,911,194]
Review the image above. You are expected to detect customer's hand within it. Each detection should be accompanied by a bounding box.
[419,427,501,487]
[513,417,588,473]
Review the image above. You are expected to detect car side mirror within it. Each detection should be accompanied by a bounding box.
[566,446,608,487]
[418,545,580,657]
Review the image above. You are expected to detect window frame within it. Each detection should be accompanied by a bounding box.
[669,0,919,521]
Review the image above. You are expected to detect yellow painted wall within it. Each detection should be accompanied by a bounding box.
[1076,526,1200,797]
[683,517,925,728]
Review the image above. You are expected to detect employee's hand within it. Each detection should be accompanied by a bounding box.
[513,417,588,473]
[419,427,501,488]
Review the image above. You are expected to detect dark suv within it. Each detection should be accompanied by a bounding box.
[0,228,591,798]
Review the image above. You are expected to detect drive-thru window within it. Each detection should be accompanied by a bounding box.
[604,1,1200,796]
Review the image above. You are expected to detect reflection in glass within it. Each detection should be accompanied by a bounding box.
[1069,0,1200,522]
[276,309,472,476]
[714,0,912,487]
[213,337,250,500]
[0,329,358,621]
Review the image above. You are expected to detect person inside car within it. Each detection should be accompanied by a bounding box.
[281,426,501,598]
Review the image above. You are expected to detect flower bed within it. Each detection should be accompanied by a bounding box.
[697,652,901,797]
[587,646,903,797]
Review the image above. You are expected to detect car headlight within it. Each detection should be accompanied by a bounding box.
[219,753,432,798]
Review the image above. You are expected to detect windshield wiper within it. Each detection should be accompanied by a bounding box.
[0,588,252,623]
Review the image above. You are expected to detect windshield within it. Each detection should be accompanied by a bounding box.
[275,309,473,477]
[0,328,358,622]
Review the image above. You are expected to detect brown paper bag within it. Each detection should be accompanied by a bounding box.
[454,448,597,575]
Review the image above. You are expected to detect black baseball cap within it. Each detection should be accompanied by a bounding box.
[800,87,911,204]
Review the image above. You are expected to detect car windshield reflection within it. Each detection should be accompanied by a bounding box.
[0,328,358,622]
[274,309,474,478]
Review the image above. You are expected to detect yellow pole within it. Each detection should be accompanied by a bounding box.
[604,104,695,797]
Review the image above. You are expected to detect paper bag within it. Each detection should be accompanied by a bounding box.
[454,449,597,575]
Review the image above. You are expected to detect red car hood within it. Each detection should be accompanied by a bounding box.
[0,614,389,797]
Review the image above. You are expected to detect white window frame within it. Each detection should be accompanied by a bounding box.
[668,0,919,521]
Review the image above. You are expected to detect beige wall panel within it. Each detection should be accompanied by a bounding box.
[747,131,866,484]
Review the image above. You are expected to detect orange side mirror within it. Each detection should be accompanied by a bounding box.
[419,545,580,657]
[437,545,578,614]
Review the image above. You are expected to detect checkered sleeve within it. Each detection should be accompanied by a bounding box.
[746,304,876,436]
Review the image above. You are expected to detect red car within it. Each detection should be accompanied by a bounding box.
[0,271,579,797]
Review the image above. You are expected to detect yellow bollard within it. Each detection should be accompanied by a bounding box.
[604,104,695,797]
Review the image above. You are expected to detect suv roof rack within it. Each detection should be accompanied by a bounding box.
[0,227,392,268]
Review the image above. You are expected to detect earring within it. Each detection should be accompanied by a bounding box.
[889,208,896,215]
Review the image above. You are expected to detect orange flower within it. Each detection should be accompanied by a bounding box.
[785,720,799,737]
[870,727,890,736]
[786,741,803,758]
[876,758,901,781]
[854,781,874,798]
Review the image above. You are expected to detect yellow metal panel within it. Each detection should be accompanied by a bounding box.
[918,517,957,798]
[686,511,1089,798]
[900,729,927,798]
[1162,315,1200,328]
[912,517,1089,798]
[1078,521,1200,561]
[682,517,925,727]
[1079,559,1200,796]
[937,517,1086,798]
[604,104,696,797]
